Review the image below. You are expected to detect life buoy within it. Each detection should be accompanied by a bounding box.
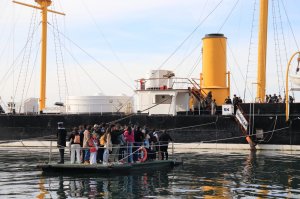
[138,147,148,162]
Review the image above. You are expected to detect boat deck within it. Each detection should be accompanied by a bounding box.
[38,160,181,176]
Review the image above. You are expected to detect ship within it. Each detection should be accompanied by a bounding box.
[0,0,300,150]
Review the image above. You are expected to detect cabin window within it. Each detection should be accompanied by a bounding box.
[153,95,172,104]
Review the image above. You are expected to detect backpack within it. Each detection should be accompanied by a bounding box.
[149,132,158,143]
[74,135,80,144]
[100,135,106,146]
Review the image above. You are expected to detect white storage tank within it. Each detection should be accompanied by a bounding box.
[65,95,133,114]
[24,98,39,114]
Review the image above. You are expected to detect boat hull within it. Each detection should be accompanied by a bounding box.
[38,160,179,176]
[0,103,299,146]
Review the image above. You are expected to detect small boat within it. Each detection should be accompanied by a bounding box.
[37,160,182,176]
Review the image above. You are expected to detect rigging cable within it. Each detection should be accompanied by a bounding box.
[51,3,69,102]
[271,0,282,95]
[217,0,240,32]
[25,41,40,101]
[280,0,299,51]
[59,39,104,94]
[172,0,208,73]
[157,0,224,70]
[243,0,257,102]
[280,0,299,98]
[49,23,135,92]
[80,0,133,82]
[276,0,288,95]
[227,43,252,99]
[187,54,202,78]
[13,9,38,111]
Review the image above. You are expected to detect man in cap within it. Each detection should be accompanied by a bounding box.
[57,122,67,164]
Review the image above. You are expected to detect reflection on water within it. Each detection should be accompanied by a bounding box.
[44,171,170,199]
[0,148,300,198]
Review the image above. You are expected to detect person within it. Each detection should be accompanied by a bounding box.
[110,124,123,162]
[69,127,81,164]
[123,125,134,163]
[83,125,91,164]
[224,96,232,104]
[78,125,85,163]
[211,99,216,115]
[133,126,144,162]
[265,95,269,103]
[148,129,159,160]
[118,127,126,162]
[88,132,99,165]
[278,95,283,103]
[57,122,67,164]
[289,95,295,103]
[159,130,173,160]
[142,128,151,161]
[273,94,278,103]
[103,127,112,165]
[268,94,273,103]
[233,94,238,114]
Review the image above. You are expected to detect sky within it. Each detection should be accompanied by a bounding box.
[0,0,300,110]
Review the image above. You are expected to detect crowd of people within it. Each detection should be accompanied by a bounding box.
[56,122,173,165]
[224,94,295,104]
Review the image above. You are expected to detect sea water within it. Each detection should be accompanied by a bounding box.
[0,147,299,198]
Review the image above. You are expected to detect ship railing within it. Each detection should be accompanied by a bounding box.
[47,140,175,164]
[135,77,196,90]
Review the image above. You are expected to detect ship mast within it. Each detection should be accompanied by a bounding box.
[256,0,268,102]
[13,0,65,112]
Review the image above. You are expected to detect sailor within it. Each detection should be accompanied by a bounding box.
[57,122,67,164]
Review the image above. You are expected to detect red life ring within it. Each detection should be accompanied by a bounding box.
[138,147,148,162]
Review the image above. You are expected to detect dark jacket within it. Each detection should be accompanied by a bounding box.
[57,128,67,147]
[111,130,123,145]
[79,130,84,147]
[159,132,173,143]
[134,130,144,143]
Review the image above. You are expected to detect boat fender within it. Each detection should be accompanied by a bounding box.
[138,147,148,162]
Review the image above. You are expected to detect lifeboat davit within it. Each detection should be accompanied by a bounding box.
[290,74,300,86]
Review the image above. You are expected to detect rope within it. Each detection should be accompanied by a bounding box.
[202,126,289,143]
[157,0,224,70]
[271,0,284,95]
[265,115,277,143]
[48,23,135,92]
[280,0,299,51]
[243,0,257,102]
[80,0,133,83]
[58,37,104,93]
[276,0,288,95]
[19,140,43,162]
[167,121,216,132]
[108,96,172,124]
[217,0,240,32]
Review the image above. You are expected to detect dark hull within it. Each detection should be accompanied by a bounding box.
[0,103,299,145]
[38,160,179,176]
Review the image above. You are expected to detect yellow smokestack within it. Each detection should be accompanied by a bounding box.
[201,33,230,105]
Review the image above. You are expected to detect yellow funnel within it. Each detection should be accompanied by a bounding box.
[201,33,230,105]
